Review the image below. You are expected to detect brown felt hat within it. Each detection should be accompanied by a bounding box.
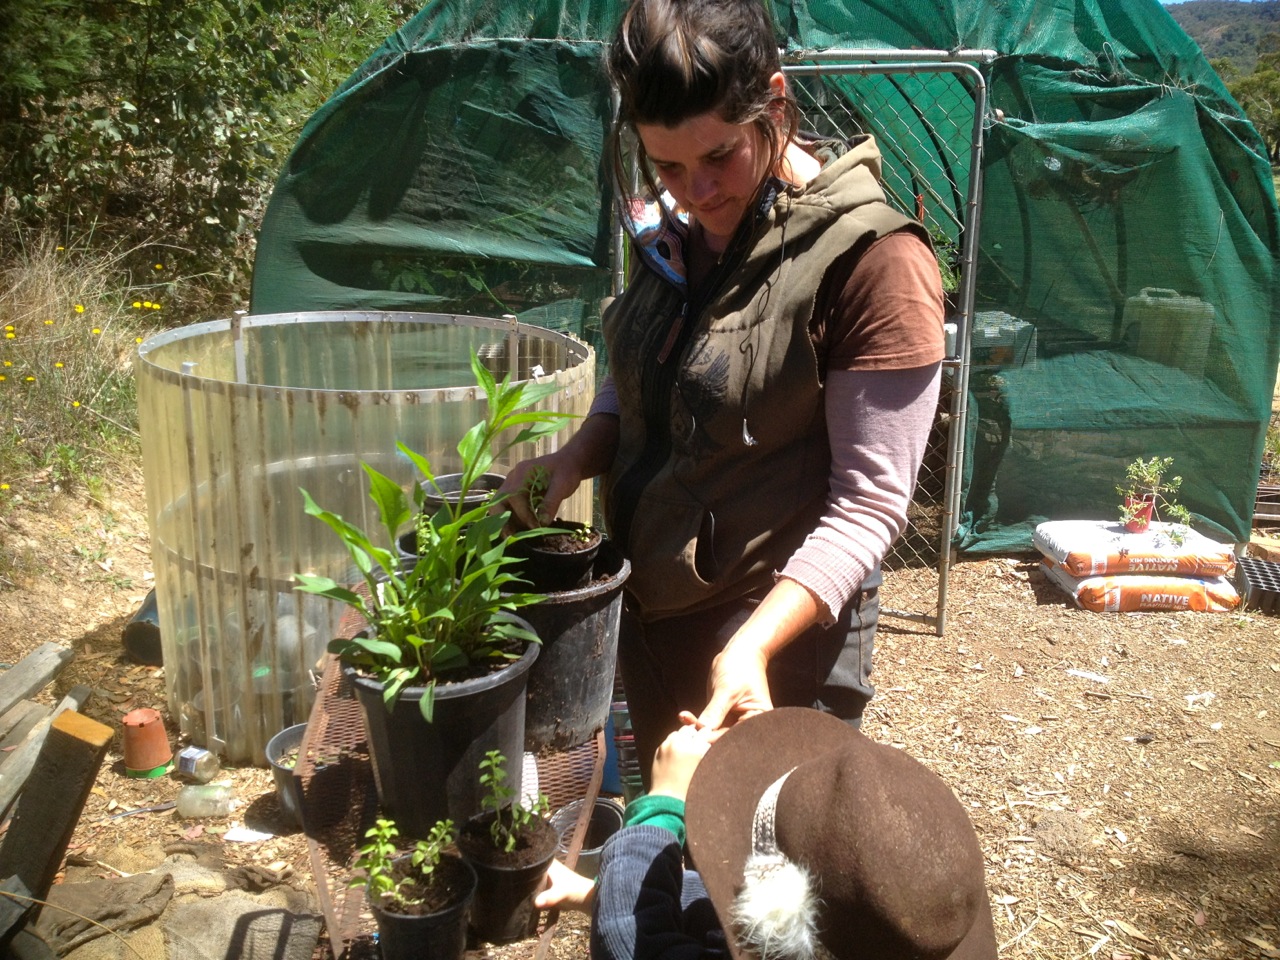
[686,708,996,960]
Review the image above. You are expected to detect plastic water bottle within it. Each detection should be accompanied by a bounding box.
[176,783,233,818]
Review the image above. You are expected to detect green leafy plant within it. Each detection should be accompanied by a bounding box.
[478,750,549,854]
[351,816,456,908]
[1117,456,1194,541]
[295,352,572,722]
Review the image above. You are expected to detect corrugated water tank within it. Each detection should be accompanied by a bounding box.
[136,312,595,763]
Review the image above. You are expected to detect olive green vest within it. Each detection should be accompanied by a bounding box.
[603,138,919,620]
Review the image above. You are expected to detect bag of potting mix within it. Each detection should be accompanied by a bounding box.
[1039,559,1240,613]
[1033,520,1235,579]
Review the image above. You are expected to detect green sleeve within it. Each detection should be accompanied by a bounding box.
[623,793,687,847]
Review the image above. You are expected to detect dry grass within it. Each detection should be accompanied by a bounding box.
[0,229,166,508]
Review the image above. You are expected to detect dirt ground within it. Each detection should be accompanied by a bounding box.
[0,471,1276,960]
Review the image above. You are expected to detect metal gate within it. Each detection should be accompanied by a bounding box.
[785,51,992,634]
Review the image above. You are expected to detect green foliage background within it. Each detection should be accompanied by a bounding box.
[0,0,420,315]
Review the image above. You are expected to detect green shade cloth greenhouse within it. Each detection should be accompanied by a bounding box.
[251,0,1280,552]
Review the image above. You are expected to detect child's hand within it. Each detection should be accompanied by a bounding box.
[534,858,596,913]
[650,720,719,801]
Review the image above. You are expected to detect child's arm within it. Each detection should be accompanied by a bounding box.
[590,725,723,960]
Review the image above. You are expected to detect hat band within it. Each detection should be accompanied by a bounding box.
[732,768,836,960]
[751,766,795,856]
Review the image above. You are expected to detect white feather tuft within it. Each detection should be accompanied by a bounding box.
[730,853,824,960]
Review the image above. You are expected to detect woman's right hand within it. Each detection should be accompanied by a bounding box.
[498,411,621,529]
[499,452,584,529]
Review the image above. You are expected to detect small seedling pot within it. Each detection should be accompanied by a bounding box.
[370,854,477,960]
[511,521,603,593]
[456,811,559,945]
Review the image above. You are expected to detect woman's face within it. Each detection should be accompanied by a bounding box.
[636,110,771,252]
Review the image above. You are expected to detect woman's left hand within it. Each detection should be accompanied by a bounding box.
[697,644,773,731]
[696,578,825,730]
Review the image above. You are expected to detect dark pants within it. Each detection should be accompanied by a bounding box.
[617,577,879,789]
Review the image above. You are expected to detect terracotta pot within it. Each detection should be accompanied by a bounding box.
[1124,495,1155,533]
[122,707,172,777]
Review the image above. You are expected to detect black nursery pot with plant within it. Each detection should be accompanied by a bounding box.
[346,638,540,836]
[354,817,477,960]
[371,854,477,960]
[510,520,603,593]
[456,809,559,945]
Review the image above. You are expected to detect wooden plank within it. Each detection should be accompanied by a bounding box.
[0,687,91,822]
[0,710,113,905]
[0,875,35,944]
[0,701,46,749]
[0,644,73,718]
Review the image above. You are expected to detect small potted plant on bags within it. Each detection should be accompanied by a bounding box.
[456,750,558,945]
[295,353,571,835]
[351,817,477,960]
[1117,455,1193,539]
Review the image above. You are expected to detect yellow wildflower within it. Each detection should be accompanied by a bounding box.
[43,319,53,326]
[74,304,85,313]
[133,301,142,309]
[154,263,163,270]
[92,328,101,335]
[4,333,13,340]
[135,337,143,344]
[71,401,80,408]
[54,362,64,369]
[152,303,162,310]
[2,361,9,367]
[0,483,8,490]
[3,325,11,331]
[0,375,6,382]
[143,301,153,309]
[24,376,34,382]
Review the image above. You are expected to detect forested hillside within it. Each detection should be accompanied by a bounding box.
[1165,0,1280,72]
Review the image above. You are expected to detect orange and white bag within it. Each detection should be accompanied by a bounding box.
[1033,519,1235,579]
[1040,559,1239,613]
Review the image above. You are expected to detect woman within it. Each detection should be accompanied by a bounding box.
[502,0,944,783]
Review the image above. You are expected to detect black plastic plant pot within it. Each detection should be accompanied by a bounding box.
[422,472,506,518]
[370,854,477,960]
[264,722,306,828]
[521,541,631,754]
[265,721,351,832]
[511,521,603,593]
[456,814,559,945]
[346,631,540,838]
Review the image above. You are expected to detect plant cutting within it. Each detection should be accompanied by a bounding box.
[352,817,477,960]
[294,352,573,834]
[456,751,558,945]
[1116,456,1193,539]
